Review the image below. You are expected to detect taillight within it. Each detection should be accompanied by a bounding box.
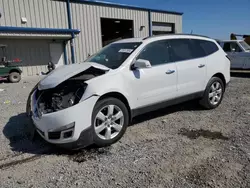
[13,58,21,62]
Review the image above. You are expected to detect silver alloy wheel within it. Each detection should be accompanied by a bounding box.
[94,104,124,140]
[209,81,223,105]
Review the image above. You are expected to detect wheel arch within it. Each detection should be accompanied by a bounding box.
[9,68,22,74]
[212,73,226,88]
[97,92,132,123]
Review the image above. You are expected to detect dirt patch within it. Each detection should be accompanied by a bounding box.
[178,128,229,140]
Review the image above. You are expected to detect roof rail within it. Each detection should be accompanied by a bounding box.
[143,33,211,40]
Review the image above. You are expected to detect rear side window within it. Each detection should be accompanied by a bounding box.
[190,39,207,58]
[168,39,194,62]
[198,40,219,55]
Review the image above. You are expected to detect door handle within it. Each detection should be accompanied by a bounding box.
[198,64,205,68]
[165,70,175,74]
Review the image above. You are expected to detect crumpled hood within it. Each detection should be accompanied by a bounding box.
[38,62,109,90]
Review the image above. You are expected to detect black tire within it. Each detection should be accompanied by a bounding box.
[91,97,129,147]
[200,77,225,109]
[8,72,21,83]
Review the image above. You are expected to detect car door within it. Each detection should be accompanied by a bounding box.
[168,39,206,97]
[222,42,244,69]
[242,53,250,69]
[130,40,177,108]
[235,51,250,69]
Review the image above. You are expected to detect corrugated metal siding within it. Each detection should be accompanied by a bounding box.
[0,0,68,29]
[70,3,149,63]
[151,12,182,33]
[1,39,50,76]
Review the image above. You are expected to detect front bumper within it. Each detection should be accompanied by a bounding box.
[55,127,93,150]
[29,91,99,146]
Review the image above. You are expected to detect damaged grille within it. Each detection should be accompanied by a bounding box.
[35,80,87,115]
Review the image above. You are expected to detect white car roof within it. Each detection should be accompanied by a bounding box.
[113,37,144,43]
[113,34,216,44]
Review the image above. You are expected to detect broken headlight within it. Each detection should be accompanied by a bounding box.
[36,81,87,114]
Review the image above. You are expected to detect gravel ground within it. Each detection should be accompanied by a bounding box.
[0,74,250,188]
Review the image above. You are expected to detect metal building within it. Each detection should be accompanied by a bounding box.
[0,0,183,76]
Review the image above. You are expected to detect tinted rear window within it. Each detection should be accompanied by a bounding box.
[190,39,207,58]
[168,39,194,62]
[168,39,218,62]
[198,40,219,55]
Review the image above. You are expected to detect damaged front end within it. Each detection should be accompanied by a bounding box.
[36,80,88,115]
[27,63,109,117]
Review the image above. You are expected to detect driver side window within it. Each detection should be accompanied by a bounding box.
[137,40,170,66]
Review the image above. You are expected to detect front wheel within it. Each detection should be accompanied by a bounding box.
[8,72,21,83]
[200,77,225,109]
[92,97,129,147]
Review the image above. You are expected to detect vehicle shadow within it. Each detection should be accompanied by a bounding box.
[231,72,250,78]
[0,80,8,84]
[2,113,99,156]
[132,99,203,125]
[2,113,52,154]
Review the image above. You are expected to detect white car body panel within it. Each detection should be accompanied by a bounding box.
[128,63,177,108]
[82,69,133,106]
[205,48,230,85]
[175,57,206,97]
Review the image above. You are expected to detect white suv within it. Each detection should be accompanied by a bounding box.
[27,34,230,149]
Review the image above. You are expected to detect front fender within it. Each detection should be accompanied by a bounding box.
[81,85,131,103]
[81,73,134,108]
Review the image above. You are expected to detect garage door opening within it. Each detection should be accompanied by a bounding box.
[101,18,134,46]
[152,22,175,35]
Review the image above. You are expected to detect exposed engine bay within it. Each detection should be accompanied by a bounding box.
[35,67,107,115]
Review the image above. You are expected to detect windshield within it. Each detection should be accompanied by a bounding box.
[85,42,142,69]
[239,41,250,51]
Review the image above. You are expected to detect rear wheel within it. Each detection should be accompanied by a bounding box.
[200,77,225,109]
[92,97,129,147]
[8,72,21,83]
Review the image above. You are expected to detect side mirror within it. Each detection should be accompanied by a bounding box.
[132,59,152,69]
